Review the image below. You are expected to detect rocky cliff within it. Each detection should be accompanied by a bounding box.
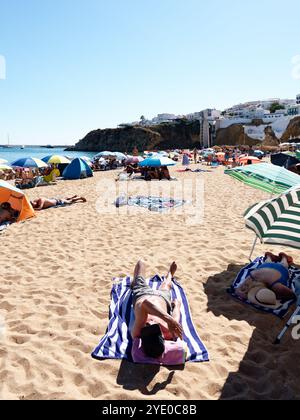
[281,116,300,142]
[69,116,300,152]
[70,119,200,152]
[215,124,258,147]
[216,122,290,147]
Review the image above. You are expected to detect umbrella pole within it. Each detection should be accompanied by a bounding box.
[274,306,300,345]
[249,236,258,262]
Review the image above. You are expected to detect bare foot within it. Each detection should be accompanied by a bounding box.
[133,260,146,280]
[279,253,293,266]
[169,262,177,278]
[265,252,279,263]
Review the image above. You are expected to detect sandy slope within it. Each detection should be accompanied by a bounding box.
[0,164,300,400]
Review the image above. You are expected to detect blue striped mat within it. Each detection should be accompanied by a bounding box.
[229,257,299,318]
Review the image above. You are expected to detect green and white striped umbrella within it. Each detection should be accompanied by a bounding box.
[225,163,300,194]
[244,186,300,249]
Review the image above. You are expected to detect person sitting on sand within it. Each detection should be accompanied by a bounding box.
[0,203,19,224]
[236,252,296,302]
[159,166,171,181]
[131,260,183,359]
[30,196,87,210]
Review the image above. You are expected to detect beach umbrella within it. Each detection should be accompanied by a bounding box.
[0,164,12,171]
[225,163,300,195]
[112,152,127,161]
[244,186,300,249]
[125,156,143,164]
[94,151,114,158]
[42,155,71,165]
[0,159,8,165]
[239,156,263,165]
[139,156,176,168]
[244,187,300,344]
[146,151,168,158]
[11,157,48,169]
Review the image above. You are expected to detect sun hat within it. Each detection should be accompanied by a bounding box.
[248,286,282,309]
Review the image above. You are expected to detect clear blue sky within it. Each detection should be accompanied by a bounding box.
[0,0,299,145]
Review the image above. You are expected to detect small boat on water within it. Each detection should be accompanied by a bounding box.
[42,145,55,149]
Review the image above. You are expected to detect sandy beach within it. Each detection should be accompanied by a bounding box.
[1,164,300,400]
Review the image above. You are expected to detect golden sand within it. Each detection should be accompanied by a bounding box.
[0,164,299,400]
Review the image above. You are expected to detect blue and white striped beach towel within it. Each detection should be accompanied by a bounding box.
[92,275,209,363]
[229,257,299,318]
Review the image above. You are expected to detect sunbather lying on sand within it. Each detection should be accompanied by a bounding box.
[236,252,296,302]
[131,260,183,359]
[30,196,87,210]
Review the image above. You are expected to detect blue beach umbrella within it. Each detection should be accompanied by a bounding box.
[139,156,176,168]
[11,157,48,169]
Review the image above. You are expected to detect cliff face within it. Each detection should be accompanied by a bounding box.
[70,116,300,152]
[262,126,280,147]
[216,117,300,147]
[281,116,300,142]
[216,124,258,146]
[71,119,200,152]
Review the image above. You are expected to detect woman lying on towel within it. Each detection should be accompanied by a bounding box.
[30,196,87,210]
[236,252,296,303]
[131,260,183,359]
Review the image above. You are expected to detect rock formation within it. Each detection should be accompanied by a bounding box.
[215,124,258,146]
[68,116,300,152]
[281,116,300,142]
[68,119,200,152]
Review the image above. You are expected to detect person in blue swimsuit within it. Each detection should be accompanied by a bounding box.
[236,252,296,302]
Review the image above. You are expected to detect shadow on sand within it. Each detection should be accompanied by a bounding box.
[204,263,300,400]
[117,360,184,396]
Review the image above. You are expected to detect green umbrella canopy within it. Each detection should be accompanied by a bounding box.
[244,186,300,249]
[225,163,300,195]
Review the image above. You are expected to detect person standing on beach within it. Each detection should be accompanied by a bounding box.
[131,260,183,359]
[193,148,198,164]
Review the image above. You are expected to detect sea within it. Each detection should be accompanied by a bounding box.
[0,146,95,164]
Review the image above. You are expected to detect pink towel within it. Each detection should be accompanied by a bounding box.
[132,338,187,366]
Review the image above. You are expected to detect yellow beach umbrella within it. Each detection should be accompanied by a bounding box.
[42,155,71,165]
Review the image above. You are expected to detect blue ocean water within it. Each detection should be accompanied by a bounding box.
[0,146,95,164]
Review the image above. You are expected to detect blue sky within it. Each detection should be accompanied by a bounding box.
[0,0,299,145]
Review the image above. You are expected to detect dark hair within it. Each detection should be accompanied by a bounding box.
[141,324,165,359]
[1,202,12,211]
[0,202,19,221]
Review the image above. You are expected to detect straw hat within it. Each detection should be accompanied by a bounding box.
[248,286,282,309]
